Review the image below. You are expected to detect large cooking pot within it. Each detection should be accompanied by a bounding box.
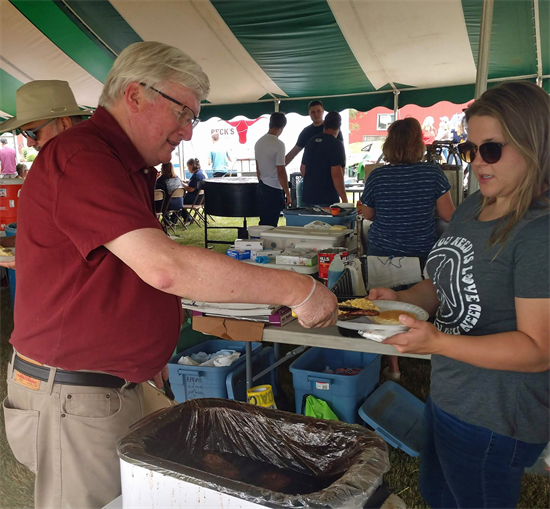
[201,178,258,217]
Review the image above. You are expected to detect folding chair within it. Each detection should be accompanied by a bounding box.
[154,189,166,232]
[182,189,206,227]
[161,188,187,234]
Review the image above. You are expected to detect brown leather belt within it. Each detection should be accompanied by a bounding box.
[13,355,137,389]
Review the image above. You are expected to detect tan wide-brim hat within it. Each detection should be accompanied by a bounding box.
[0,80,94,132]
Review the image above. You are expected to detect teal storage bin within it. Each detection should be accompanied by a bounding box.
[289,347,380,423]
[358,381,424,457]
[168,340,262,403]
[284,210,357,229]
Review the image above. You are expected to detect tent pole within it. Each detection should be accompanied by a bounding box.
[533,0,543,86]
[274,100,280,112]
[178,143,184,179]
[393,89,400,121]
[474,0,494,99]
[469,0,494,195]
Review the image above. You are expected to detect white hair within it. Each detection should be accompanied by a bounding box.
[99,41,210,108]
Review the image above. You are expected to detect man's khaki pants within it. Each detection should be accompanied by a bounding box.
[3,354,145,509]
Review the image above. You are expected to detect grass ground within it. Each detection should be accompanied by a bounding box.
[1,216,548,508]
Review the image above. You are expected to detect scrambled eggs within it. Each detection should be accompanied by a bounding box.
[338,298,379,315]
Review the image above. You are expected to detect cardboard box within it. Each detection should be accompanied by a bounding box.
[192,316,265,342]
[276,249,318,267]
[226,248,251,260]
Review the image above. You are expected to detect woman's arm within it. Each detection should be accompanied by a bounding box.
[435,191,455,222]
[362,205,376,220]
[369,279,441,317]
[385,296,550,373]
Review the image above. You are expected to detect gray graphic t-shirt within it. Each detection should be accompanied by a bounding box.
[426,191,549,443]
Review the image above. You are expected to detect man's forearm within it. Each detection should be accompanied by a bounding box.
[331,167,348,203]
[106,229,315,309]
[277,167,290,196]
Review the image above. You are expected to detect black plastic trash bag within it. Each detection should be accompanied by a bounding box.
[118,398,389,508]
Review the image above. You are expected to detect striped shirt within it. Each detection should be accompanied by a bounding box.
[361,163,451,257]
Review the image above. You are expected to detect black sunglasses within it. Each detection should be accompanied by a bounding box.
[458,141,506,164]
[139,83,199,128]
[19,119,56,141]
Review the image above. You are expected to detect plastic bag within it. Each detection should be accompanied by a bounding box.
[304,395,339,421]
[118,398,389,508]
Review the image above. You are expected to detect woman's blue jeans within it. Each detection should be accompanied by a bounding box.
[419,397,546,508]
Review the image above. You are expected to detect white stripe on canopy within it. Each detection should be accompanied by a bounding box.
[110,0,288,105]
[328,0,477,90]
[0,1,104,110]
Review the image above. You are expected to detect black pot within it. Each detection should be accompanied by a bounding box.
[201,178,258,217]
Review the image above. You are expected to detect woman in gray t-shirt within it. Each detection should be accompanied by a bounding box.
[369,81,549,509]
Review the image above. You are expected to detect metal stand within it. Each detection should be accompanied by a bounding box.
[204,215,249,248]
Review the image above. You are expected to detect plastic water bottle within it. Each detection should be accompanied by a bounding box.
[327,254,345,289]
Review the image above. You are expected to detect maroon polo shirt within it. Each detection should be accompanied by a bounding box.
[10,107,182,382]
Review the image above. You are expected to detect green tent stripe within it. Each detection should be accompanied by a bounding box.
[0,69,24,118]
[210,0,375,99]
[60,0,142,56]
[462,0,537,79]
[539,0,549,76]
[200,84,477,122]
[10,0,114,83]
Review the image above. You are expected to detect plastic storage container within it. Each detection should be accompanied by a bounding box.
[284,209,357,229]
[358,381,425,457]
[260,226,353,251]
[289,347,381,423]
[168,340,262,403]
[247,225,274,239]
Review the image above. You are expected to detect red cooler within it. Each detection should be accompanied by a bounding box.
[0,178,24,230]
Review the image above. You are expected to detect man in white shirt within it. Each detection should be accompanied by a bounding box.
[254,112,290,226]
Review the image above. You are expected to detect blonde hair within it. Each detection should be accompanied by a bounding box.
[99,41,210,108]
[382,117,425,164]
[465,81,549,248]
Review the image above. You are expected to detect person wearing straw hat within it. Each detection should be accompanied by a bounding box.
[0,81,92,265]
[4,42,337,509]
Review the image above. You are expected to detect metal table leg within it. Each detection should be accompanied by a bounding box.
[245,342,252,391]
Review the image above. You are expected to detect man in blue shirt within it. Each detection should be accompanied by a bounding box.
[300,111,348,207]
[285,100,344,166]
[208,132,232,177]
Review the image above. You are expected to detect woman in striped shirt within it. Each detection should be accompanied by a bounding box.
[361,117,455,379]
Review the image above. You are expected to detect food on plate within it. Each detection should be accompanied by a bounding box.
[369,310,416,325]
[338,298,379,316]
[338,309,380,320]
[0,246,13,256]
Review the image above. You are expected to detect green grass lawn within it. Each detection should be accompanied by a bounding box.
[1,216,548,508]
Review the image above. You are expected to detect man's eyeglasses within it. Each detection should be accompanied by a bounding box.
[19,119,56,141]
[458,141,506,164]
[139,83,199,129]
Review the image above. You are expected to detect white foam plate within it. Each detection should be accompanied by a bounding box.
[337,300,428,332]
[0,247,15,262]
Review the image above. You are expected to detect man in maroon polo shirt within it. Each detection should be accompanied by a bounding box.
[4,42,338,509]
